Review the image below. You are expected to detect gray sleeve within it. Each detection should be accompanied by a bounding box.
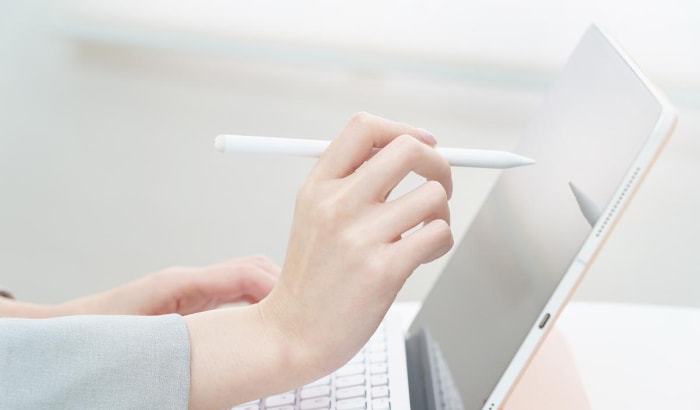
[0,314,190,410]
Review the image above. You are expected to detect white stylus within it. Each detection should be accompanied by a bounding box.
[214,135,535,169]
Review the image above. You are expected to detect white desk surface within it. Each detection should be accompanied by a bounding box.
[392,301,700,409]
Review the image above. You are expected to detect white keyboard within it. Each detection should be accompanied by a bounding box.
[230,324,396,410]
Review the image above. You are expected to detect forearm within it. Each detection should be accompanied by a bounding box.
[0,257,280,320]
[185,301,315,410]
[0,289,127,318]
[0,297,56,318]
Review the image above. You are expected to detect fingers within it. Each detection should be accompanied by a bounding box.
[371,180,450,242]
[313,112,437,180]
[306,113,452,284]
[389,219,454,280]
[352,134,452,201]
[215,256,281,279]
[200,256,281,304]
[233,271,279,304]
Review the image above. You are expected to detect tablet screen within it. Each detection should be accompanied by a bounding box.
[410,26,666,408]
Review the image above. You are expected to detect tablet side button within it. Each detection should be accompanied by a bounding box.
[538,313,551,329]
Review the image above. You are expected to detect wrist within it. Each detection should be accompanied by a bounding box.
[255,296,322,382]
[256,288,346,383]
[186,303,312,409]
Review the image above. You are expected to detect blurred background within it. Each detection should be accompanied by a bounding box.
[1,0,698,307]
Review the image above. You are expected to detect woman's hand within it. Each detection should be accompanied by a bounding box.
[67,256,281,316]
[0,256,280,318]
[260,112,454,375]
[186,112,454,409]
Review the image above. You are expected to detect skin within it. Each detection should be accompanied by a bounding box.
[0,112,454,410]
[0,256,280,318]
[186,112,454,409]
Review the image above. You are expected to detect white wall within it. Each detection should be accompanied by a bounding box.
[1,2,698,307]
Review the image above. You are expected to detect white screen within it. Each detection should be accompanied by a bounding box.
[410,26,665,408]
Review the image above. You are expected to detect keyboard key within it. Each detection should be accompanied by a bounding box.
[300,396,331,409]
[237,399,260,405]
[300,385,331,399]
[336,375,365,388]
[370,374,389,386]
[306,376,331,387]
[371,386,390,399]
[232,400,260,410]
[267,406,293,410]
[265,393,295,407]
[336,397,367,409]
[370,363,388,374]
[368,343,386,354]
[336,386,365,400]
[337,363,365,377]
[369,352,387,363]
[368,337,385,346]
[372,397,391,410]
[231,405,259,410]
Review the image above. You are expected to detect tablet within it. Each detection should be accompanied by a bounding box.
[409,25,676,410]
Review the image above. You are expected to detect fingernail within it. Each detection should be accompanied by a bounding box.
[418,129,437,146]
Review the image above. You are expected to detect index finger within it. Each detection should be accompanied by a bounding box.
[312,112,437,179]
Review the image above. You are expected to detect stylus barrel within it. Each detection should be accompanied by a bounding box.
[214,135,535,169]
